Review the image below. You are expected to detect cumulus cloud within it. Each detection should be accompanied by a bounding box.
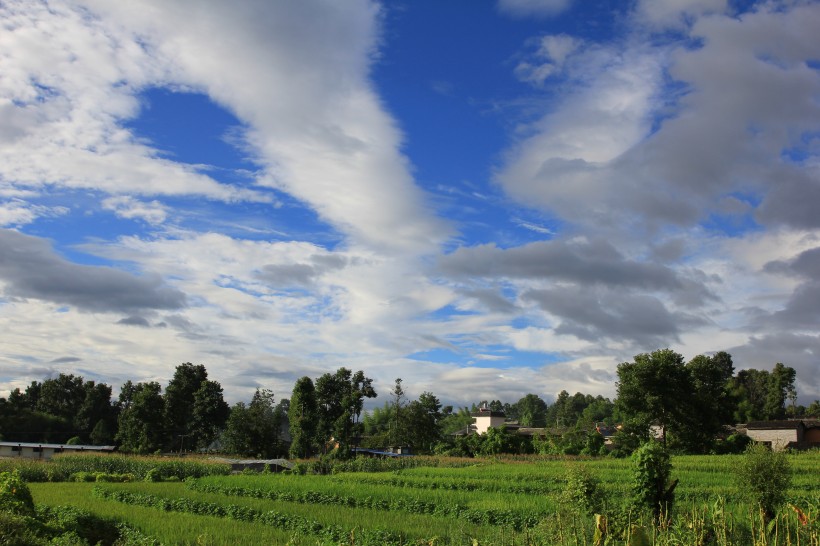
[0,229,186,313]
[498,3,820,236]
[102,196,169,225]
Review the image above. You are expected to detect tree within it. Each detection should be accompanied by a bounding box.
[683,352,735,452]
[164,363,209,450]
[289,376,318,459]
[404,392,442,454]
[116,382,165,453]
[731,369,770,422]
[764,363,796,420]
[190,380,229,451]
[389,378,406,446]
[515,394,547,428]
[36,374,86,422]
[223,389,283,458]
[75,381,117,444]
[616,349,694,447]
[314,368,376,457]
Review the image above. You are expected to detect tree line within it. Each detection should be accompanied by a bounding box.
[0,349,817,458]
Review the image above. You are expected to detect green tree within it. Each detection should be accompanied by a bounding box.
[683,352,735,452]
[223,389,283,458]
[164,363,209,450]
[515,394,548,427]
[288,376,318,459]
[75,381,117,444]
[36,374,86,422]
[731,368,770,422]
[190,380,229,451]
[315,368,376,457]
[116,382,165,453]
[616,349,694,447]
[389,378,406,446]
[404,391,442,454]
[764,363,796,420]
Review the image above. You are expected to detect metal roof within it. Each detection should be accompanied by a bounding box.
[0,442,115,450]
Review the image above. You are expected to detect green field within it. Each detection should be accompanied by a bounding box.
[22,451,820,545]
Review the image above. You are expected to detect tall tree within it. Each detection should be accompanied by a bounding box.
[75,381,117,444]
[731,369,770,422]
[223,388,283,458]
[288,377,318,459]
[616,348,694,446]
[190,380,229,451]
[684,352,736,452]
[116,382,165,453]
[765,363,796,420]
[36,374,86,422]
[315,368,376,457]
[389,378,406,446]
[405,391,442,454]
[164,363,209,450]
[515,394,548,428]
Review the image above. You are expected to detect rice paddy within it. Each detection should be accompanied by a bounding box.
[21,451,820,545]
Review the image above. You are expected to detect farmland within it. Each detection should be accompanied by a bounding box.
[7,451,820,545]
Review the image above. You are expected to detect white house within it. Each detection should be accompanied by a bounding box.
[744,420,820,451]
[471,406,507,435]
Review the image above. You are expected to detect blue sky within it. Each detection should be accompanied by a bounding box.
[1,0,819,408]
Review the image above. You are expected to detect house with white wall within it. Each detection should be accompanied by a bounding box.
[744,420,820,451]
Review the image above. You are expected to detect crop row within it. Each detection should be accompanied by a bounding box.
[331,473,561,495]
[186,479,543,530]
[91,486,408,546]
[0,453,230,482]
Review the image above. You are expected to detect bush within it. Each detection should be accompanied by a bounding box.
[631,441,676,525]
[0,511,46,545]
[0,471,35,517]
[735,443,791,522]
[561,466,605,515]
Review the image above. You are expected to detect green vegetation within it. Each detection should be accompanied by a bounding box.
[0,451,811,544]
[736,443,792,523]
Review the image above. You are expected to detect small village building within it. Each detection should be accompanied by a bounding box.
[0,442,115,460]
[743,420,820,451]
[471,406,507,435]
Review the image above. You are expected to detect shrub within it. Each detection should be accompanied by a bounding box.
[0,471,35,517]
[561,466,605,515]
[735,443,791,522]
[631,441,676,525]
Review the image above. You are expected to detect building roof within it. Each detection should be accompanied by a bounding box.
[470,410,506,418]
[0,442,115,450]
[746,420,804,430]
[210,457,294,469]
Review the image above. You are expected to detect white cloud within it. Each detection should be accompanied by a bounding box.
[102,196,168,225]
[0,0,270,204]
[75,0,450,255]
[515,34,583,87]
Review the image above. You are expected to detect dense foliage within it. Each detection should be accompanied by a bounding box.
[0,350,816,458]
